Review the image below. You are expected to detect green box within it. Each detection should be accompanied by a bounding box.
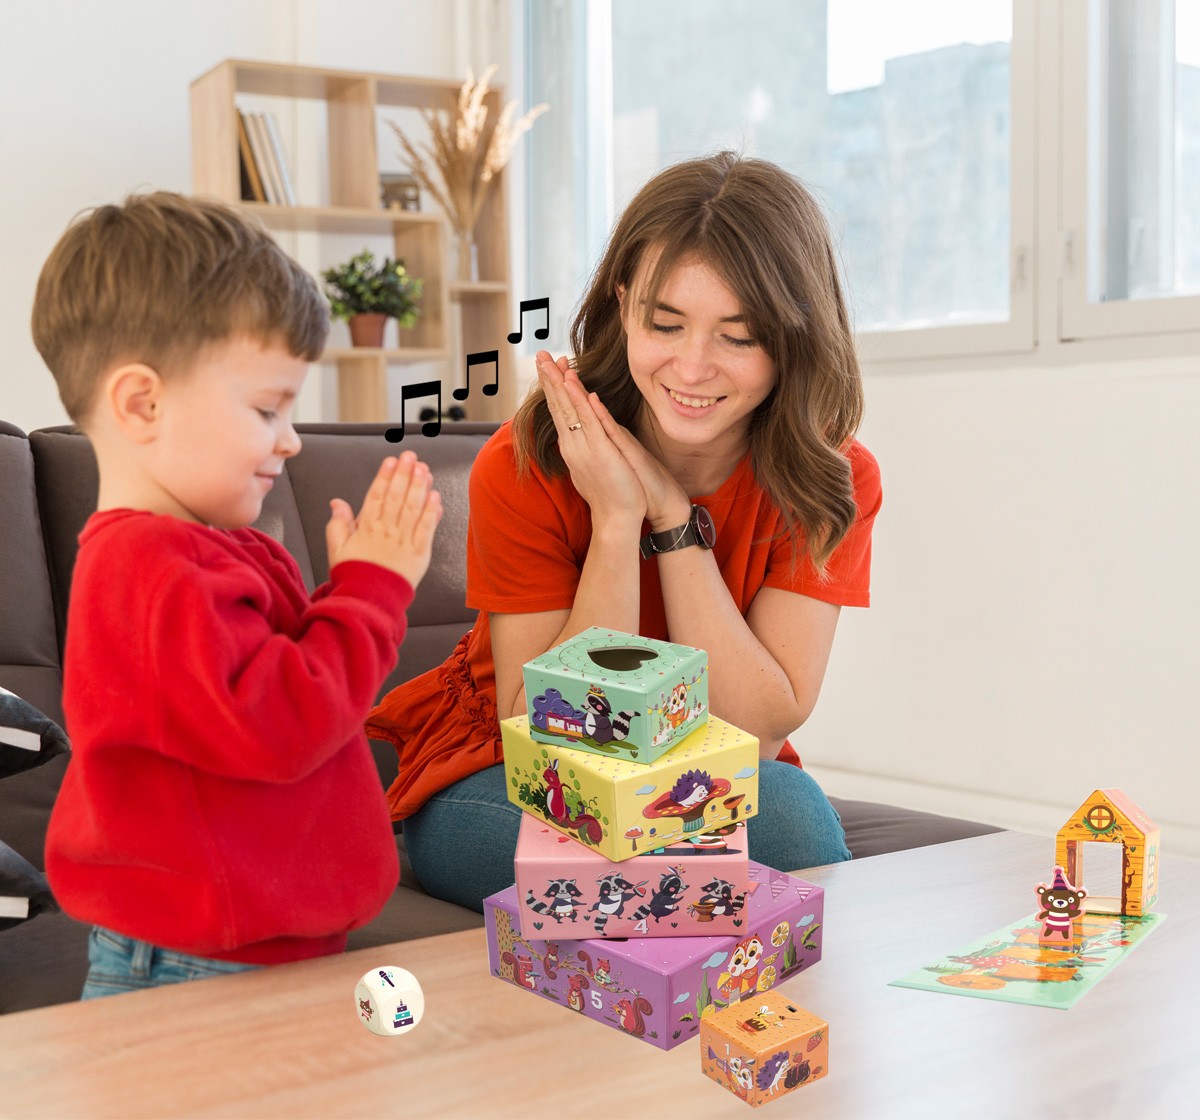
[523,626,708,764]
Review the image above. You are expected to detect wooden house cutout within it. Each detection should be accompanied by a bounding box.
[1055,789,1159,916]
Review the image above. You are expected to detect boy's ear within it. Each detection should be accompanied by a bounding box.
[103,363,164,443]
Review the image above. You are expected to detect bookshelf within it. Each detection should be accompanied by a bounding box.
[190,59,516,423]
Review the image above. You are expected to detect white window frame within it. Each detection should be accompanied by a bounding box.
[1059,0,1200,341]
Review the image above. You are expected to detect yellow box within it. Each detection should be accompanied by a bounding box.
[501,714,759,862]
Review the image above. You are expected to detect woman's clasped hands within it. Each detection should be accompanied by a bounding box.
[535,350,691,534]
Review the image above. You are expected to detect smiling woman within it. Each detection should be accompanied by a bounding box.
[367,152,882,913]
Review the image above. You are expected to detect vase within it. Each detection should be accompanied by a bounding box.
[348,313,389,348]
[453,229,479,283]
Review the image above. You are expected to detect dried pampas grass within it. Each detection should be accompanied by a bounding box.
[388,65,548,238]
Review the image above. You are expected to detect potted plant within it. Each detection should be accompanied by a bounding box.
[322,249,424,347]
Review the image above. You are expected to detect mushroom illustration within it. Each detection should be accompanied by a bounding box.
[723,794,745,821]
[625,827,643,852]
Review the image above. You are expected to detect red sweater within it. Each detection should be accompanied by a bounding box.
[46,511,411,964]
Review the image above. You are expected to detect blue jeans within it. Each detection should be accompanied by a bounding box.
[80,927,261,1000]
[402,760,850,913]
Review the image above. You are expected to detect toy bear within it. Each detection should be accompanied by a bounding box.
[1036,866,1087,940]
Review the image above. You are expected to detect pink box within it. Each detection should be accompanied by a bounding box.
[485,861,824,1051]
[514,814,751,939]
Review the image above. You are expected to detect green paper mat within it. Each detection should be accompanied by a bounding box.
[890,911,1164,1009]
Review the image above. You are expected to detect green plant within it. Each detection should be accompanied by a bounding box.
[321,249,423,326]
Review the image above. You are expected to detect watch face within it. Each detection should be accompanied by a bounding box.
[693,505,717,549]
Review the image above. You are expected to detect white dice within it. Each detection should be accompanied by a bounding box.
[354,965,424,1036]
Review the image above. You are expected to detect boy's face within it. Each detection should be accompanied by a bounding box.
[145,336,307,528]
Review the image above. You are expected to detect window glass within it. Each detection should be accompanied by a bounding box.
[1089,0,1200,303]
[541,0,1015,334]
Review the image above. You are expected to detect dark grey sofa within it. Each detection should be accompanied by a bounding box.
[0,419,999,1014]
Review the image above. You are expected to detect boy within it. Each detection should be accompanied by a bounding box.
[32,192,442,997]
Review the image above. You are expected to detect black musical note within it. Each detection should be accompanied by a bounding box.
[453,350,499,401]
[507,297,550,344]
[384,380,442,442]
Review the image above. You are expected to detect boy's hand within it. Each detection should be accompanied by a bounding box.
[325,452,443,588]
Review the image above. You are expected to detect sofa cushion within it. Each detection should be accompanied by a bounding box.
[1,840,58,931]
[829,796,1002,859]
[0,424,62,728]
[1,687,69,779]
[0,688,68,936]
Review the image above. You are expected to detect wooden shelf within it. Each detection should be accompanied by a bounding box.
[450,280,510,299]
[319,346,448,362]
[190,59,516,423]
[243,202,441,235]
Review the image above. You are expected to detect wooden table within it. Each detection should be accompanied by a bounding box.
[1,831,1195,1119]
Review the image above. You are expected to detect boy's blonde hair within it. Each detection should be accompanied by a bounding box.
[32,191,329,424]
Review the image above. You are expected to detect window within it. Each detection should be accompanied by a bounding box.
[525,0,1033,360]
[1061,0,1200,339]
[521,0,1200,364]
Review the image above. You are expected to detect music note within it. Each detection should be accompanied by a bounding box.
[507,297,550,344]
[384,380,443,442]
[453,350,499,401]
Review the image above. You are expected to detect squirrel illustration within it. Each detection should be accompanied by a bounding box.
[576,950,613,987]
[613,995,653,1038]
[566,972,590,1012]
[500,950,538,990]
[542,759,603,844]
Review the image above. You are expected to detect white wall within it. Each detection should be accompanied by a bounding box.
[0,0,459,433]
[802,350,1200,858]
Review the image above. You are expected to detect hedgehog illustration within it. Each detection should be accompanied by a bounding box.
[670,769,713,808]
[756,1051,791,1096]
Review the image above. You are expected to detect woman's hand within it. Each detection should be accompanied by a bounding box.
[579,375,692,532]
[536,351,646,531]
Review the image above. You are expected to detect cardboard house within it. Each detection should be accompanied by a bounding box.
[1054,788,1160,916]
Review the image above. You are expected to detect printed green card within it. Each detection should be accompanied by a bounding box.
[890,911,1164,1009]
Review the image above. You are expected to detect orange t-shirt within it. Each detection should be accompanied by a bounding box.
[367,421,881,819]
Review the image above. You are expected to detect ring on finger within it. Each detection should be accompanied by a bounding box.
[567,421,583,432]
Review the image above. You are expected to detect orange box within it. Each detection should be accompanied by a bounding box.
[700,991,828,1106]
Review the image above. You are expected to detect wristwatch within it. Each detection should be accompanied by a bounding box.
[639,505,717,559]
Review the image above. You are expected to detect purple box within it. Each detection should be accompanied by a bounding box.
[514,813,751,939]
[484,861,824,1051]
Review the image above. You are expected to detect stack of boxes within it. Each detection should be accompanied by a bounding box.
[484,627,829,1071]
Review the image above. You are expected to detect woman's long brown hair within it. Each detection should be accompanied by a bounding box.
[513,152,863,572]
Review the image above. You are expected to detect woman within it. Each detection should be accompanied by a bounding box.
[367,152,881,911]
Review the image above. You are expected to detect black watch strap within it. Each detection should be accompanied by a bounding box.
[639,505,716,559]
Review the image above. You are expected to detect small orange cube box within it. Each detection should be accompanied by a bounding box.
[700,992,827,1107]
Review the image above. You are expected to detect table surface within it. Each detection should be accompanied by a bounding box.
[1,831,1195,1120]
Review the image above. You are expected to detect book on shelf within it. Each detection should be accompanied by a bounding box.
[240,109,278,203]
[262,111,297,206]
[236,110,266,202]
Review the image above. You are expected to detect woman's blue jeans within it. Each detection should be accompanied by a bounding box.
[402,759,850,913]
[80,927,260,1000]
